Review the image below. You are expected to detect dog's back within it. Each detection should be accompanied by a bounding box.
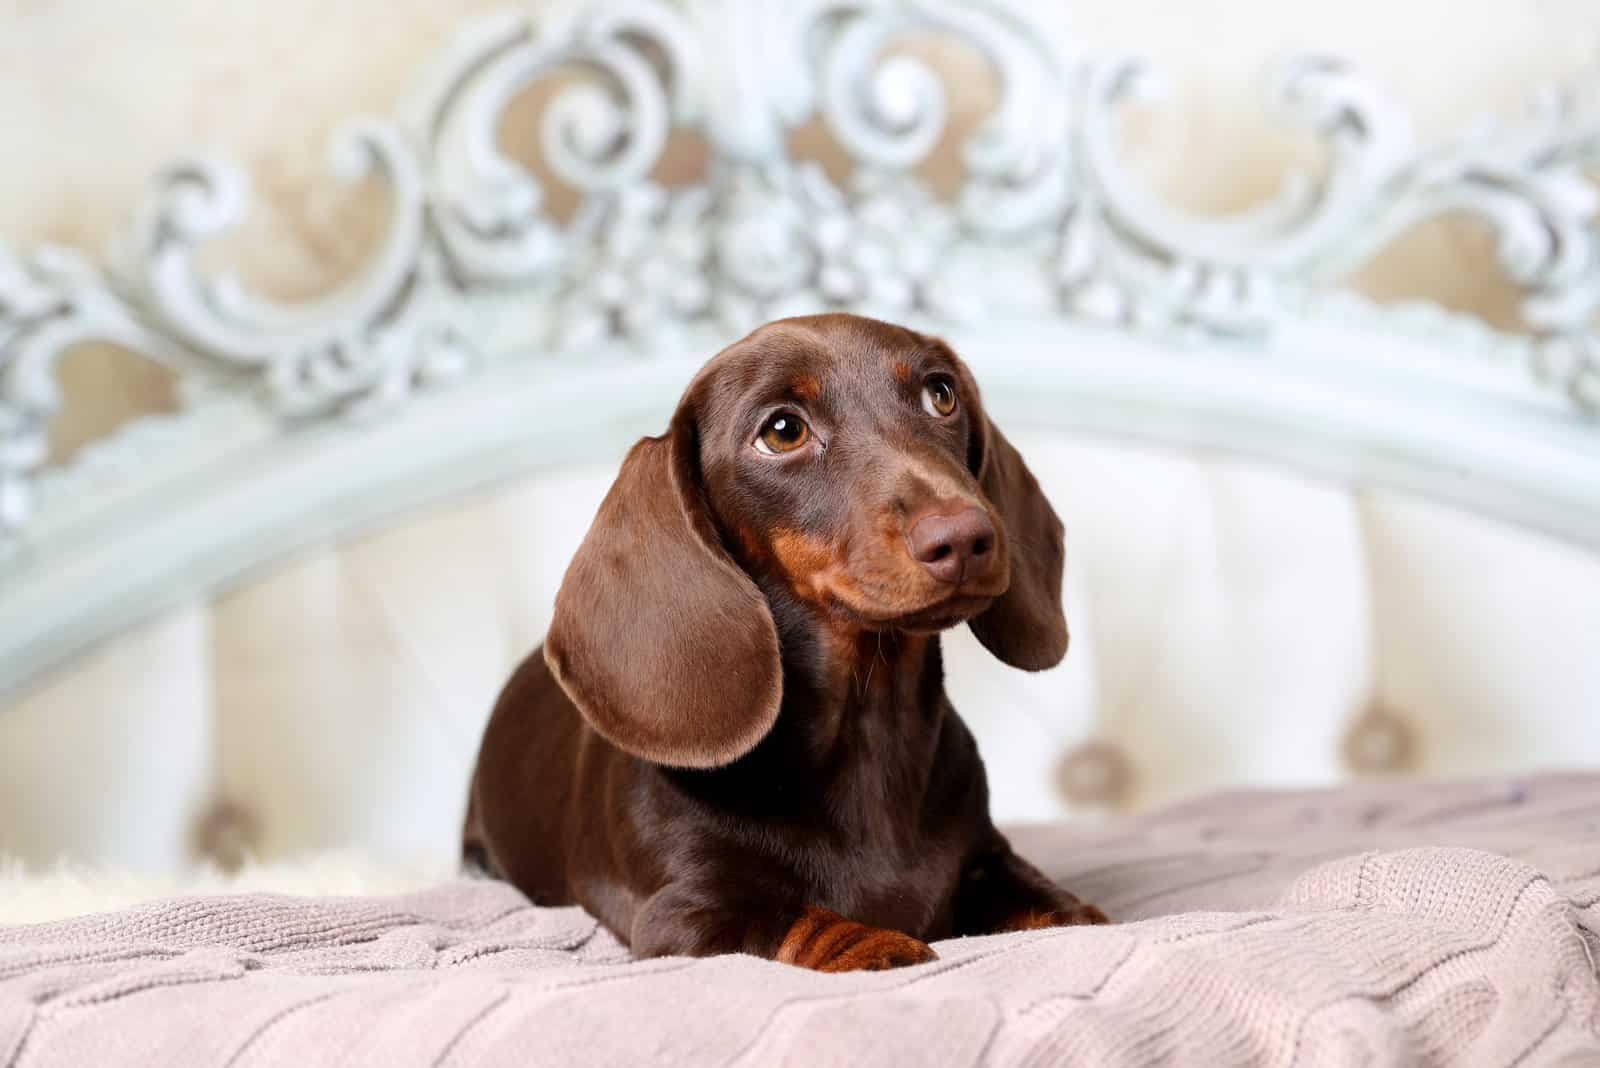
[463,646,586,904]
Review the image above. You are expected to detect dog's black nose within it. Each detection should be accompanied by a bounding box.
[906,507,996,585]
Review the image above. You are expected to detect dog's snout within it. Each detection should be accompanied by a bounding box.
[906,507,996,585]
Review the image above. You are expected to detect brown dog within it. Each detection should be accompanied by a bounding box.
[463,312,1106,972]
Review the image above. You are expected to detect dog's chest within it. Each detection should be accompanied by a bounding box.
[792,703,984,933]
[798,781,977,935]
[818,834,965,936]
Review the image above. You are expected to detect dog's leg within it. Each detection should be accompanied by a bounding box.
[951,842,1109,935]
[630,885,937,972]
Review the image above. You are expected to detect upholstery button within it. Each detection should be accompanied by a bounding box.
[1055,740,1134,806]
[1341,706,1419,774]
[191,799,261,872]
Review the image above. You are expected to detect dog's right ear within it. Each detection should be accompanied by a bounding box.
[545,409,781,769]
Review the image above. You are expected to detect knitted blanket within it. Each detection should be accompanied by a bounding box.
[3,773,1598,1066]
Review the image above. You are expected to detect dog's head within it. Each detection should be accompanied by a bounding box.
[545,313,1067,768]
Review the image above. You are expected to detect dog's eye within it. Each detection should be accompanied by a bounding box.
[755,412,810,455]
[922,376,957,417]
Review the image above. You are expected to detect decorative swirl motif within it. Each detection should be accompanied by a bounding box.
[1497,88,1600,412]
[1064,51,1600,405]
[820,14,949,171]
[799,0,1075,234]
[2,0,1598,544]
[0,246,185,534]
[1385,82,1600,412]
[420,3,699,284]
[1058,54,1415,335]
[123,120,444,412]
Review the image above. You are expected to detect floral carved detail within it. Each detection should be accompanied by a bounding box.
[3,0,1599,538]
[551,165,970,349]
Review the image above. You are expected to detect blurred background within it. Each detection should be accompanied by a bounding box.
[2,0,1598,877]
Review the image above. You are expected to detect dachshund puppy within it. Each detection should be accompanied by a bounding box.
[464,312,1106,972]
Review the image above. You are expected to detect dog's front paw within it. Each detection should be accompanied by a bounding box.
[1001,902,1110,932]
[777,906,938,973]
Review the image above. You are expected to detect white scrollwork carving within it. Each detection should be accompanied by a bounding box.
[418,4,702,285]
[0,245,188,534]
[118,120,474,418]
[3,0,1599,542]
[1061,51,1600,407]
[1503,87,1600,414]
[1055,54,1393,335]
[549,162,970,350]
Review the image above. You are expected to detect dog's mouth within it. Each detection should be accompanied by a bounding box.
[886,595,996,634]
[836,589,999,634]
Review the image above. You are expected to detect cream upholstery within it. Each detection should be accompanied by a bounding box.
[4,430,1597,874]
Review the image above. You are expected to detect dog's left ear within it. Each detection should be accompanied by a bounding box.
[942,345,1069,671]
[544,400,782,769]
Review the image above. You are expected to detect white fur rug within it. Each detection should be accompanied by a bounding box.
[0,852,459,925]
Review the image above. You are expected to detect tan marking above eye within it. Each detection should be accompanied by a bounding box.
[922,376,957,417]
[756,412,810,454]
[792,375,821,401]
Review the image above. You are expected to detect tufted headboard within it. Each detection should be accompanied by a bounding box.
[3,1,1599,875]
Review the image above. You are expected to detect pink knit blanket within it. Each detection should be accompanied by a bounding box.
[4,773,1598,1066]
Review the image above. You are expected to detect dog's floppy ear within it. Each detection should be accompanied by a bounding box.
[545,410,781,768]
[946,351,1068,671]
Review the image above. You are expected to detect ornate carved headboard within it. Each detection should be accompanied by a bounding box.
[3,1,1598,871]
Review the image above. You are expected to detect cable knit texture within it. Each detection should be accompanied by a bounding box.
[3,774,1598,1066]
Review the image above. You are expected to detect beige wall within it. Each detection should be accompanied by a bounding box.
[4,0,1594,451]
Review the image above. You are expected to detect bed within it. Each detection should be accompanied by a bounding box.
[2,1,1598,1063]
